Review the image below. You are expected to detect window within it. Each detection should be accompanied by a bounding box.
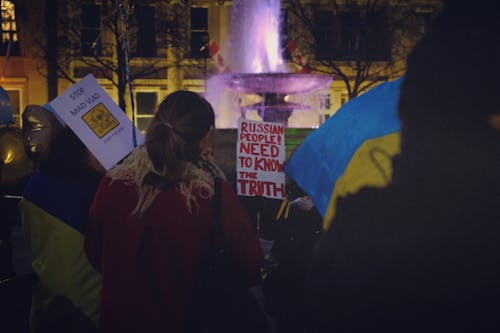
[280,9,291,60]
[316,6,390,61]
[136,5,156,57]
[319,93,331,110]
[5,89,20,126]
[190,7,209,58]
[316,11,335,60]
[136,92,157,132]
[319,93,331,125]
[340,92,348,106]
[81,4,101,56]
[0,0,19,56]
[362,7,391,61]
[335,9,360,60]
[414,7,434,35]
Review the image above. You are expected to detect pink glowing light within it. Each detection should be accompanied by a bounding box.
[229,0,285,74]
[206,0,333,128]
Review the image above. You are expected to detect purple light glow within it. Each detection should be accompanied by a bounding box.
[220,73,333,94]
[228,0,285,73]
[206,0,333,128]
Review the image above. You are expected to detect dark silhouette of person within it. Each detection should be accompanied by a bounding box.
[260,177,323,333]
[0,122,34,280]
[20,125,104,332]
[306,2,500,332]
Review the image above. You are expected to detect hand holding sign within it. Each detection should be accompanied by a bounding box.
[45,74,144,170]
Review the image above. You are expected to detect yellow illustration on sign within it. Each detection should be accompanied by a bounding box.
[82,103,119,139]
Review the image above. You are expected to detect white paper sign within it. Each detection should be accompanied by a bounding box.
[236,118,286,199]
[45,74,144,170]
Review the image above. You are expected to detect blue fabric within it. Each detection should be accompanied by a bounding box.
[22,170,98,234]
[284,77,403,217]
[0,86,13,125]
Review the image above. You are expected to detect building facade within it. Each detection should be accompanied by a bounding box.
[0,0,442,130]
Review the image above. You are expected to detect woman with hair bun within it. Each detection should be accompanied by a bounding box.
[84,90,263,333]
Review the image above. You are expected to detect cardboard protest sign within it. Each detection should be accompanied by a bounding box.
[236,118,286,199]
[45,74,144,170]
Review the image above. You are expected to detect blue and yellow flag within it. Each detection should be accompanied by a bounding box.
[283,77,403,230]
[19,170,101,331]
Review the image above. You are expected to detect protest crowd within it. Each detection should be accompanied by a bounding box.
[1,1,500,332]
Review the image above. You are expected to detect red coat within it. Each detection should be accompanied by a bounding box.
[85,176,263,333]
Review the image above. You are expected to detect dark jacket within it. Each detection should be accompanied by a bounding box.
[306,126,500,332]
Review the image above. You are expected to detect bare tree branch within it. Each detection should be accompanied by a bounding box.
[286,0,442,99]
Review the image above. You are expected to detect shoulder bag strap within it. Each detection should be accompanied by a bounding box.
[208,177,223,248]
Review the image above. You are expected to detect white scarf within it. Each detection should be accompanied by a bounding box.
[108,145,216,216]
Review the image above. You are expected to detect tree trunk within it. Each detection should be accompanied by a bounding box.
[45,0,58,99]
[117,40,127,112]
[115,8,127,113]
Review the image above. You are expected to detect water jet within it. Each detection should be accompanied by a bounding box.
[206,0,332,128]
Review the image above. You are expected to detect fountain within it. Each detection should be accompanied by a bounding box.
[205,0,332,128]
[207,0,333,184]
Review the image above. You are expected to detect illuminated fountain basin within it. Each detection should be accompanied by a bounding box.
[222,72,332,125]
[208,72,332,129]
[205,0,332,128]
[221,73,332,95]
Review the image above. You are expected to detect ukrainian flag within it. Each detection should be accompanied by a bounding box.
[19,170,101,331]
[284,77,402,230]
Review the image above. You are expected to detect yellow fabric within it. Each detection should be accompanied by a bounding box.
[275,198,289,221]
[284,200,290,220]
[19,199,101,332]
[323,132,401,230]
